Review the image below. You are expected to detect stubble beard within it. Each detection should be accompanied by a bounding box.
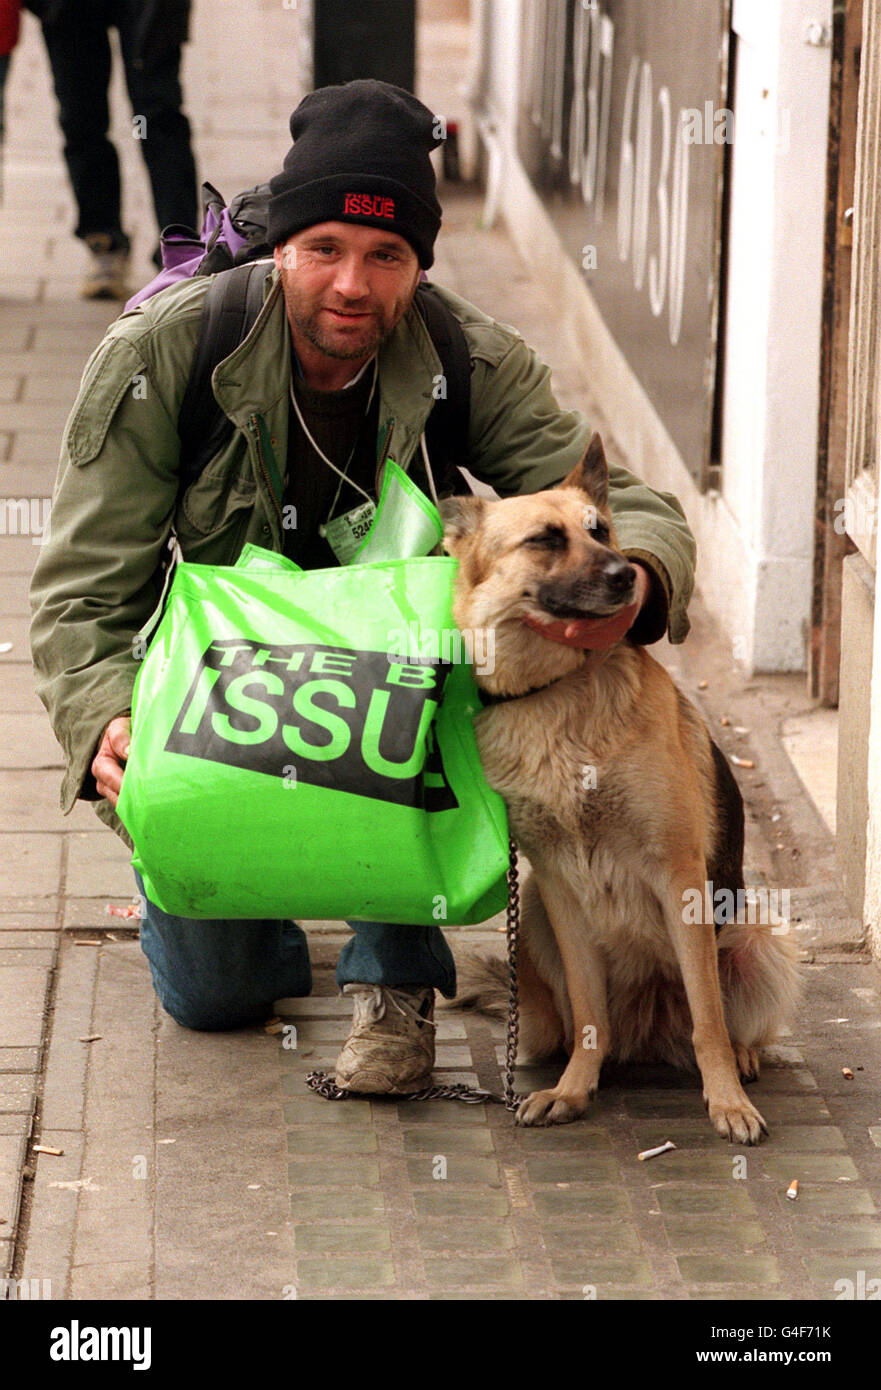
[281,274,419,361]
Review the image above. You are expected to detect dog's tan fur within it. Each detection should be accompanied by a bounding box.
[441,435,800,1143]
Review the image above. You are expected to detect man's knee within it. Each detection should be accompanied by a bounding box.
[159,990,270,1033]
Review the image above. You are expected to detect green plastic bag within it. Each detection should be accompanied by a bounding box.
[116,529,509,925]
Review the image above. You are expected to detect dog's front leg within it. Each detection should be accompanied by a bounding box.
[662,862,768,1144]
[516,876,609,1127]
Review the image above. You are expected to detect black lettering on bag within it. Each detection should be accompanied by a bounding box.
[165,639,459,810]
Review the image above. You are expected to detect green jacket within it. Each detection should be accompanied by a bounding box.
[29,265,696,842]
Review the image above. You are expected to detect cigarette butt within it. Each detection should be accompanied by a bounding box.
[33,1145,64,1156]
[786,1179,799,1200]
[78,1035,103,1043]
[264,1022,284,1034]
[637,1140,676,1161]
[74,939,102,947]
[842,1066,854,1079]
[731,755,755,769]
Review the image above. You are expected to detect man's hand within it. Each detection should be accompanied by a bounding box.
[91,716,132,808]
[522,562,652,650]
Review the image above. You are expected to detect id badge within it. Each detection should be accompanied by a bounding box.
[321,499,376,565]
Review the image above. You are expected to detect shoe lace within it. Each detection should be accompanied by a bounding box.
[343,983,438,1030]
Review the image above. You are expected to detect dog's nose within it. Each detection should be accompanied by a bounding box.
[603,560,637,595]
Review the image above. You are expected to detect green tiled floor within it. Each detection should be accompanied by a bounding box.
[276,951,881,1300]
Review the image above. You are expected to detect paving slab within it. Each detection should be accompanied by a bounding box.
[0,1131,28,1229]
[0,836,62,898]
[0,667,45,715]
[0,964,51,1048]
[0,912,58,930]
[0,772,104,832]
[19,1130,85,1300]
[39,941,99,1133]
[62,898,139,931]
[0,1048,41,1074]
[0,714,64,769]
[64,831,137,899]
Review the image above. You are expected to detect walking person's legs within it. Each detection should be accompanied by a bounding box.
[115,0,198,260]
[38,1,131,296]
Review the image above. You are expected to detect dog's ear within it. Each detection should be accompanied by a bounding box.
[558,432,609,509]
[438,495,487,551]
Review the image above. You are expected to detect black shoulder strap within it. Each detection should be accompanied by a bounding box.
[177,261,268,496]
[414,281,472,495]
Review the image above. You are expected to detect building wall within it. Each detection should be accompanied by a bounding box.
[476,0,831,673]
[864,532,881,954]
[837,553,874,918]
[838,0,881,951]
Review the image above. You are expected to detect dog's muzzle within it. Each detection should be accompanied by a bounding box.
[535,560,637,619]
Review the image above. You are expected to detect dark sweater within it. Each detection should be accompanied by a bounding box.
[282,364,379,570]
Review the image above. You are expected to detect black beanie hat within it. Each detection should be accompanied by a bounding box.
[267,80,443,268]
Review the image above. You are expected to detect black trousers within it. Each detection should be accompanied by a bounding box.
[39,0,198,249]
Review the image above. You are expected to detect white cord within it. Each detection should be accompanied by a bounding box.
[420,433,441,510]
[289,366,442,519]
[288,362,378,507]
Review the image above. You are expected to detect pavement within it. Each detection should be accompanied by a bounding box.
[1,0,880,1306]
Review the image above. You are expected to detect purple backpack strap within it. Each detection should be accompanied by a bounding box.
[123,182,267,313]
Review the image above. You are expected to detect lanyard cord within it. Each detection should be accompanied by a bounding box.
[288,359,379,520]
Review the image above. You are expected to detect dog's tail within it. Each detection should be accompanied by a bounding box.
[447,952,509,1018]
[717,921,802,1047]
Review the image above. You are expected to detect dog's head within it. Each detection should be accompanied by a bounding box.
[439,433,638,695]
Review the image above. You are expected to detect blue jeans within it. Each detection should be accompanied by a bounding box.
[135,872,457,1031]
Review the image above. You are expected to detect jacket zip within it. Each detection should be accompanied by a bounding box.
[247,414,284,528]
[375,419,395,494]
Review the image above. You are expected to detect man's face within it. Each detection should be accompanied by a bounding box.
[273,222,421,364]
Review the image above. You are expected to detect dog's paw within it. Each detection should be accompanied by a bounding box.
[515,1086,591,1127]
[705,1088,768,1145]
[733,1044,760,1083]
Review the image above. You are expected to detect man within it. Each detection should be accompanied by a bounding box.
[30,80,696,1095]
[25,0,198,298]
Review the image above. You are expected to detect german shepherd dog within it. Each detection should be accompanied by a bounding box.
[440,435,799,1144]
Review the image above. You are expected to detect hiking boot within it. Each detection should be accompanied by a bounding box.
[334,983,436,1094]
[81,234,130,301]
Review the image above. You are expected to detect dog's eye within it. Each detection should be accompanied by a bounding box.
[523,526,568,551]
[587,518,610,542]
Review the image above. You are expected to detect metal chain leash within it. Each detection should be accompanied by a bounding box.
[305,837,523,1112]
[502,836,522,1111]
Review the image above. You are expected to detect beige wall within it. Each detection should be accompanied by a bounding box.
[838,0,881,956]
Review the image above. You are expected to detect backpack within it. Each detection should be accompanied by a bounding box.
[127,181,473,501]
